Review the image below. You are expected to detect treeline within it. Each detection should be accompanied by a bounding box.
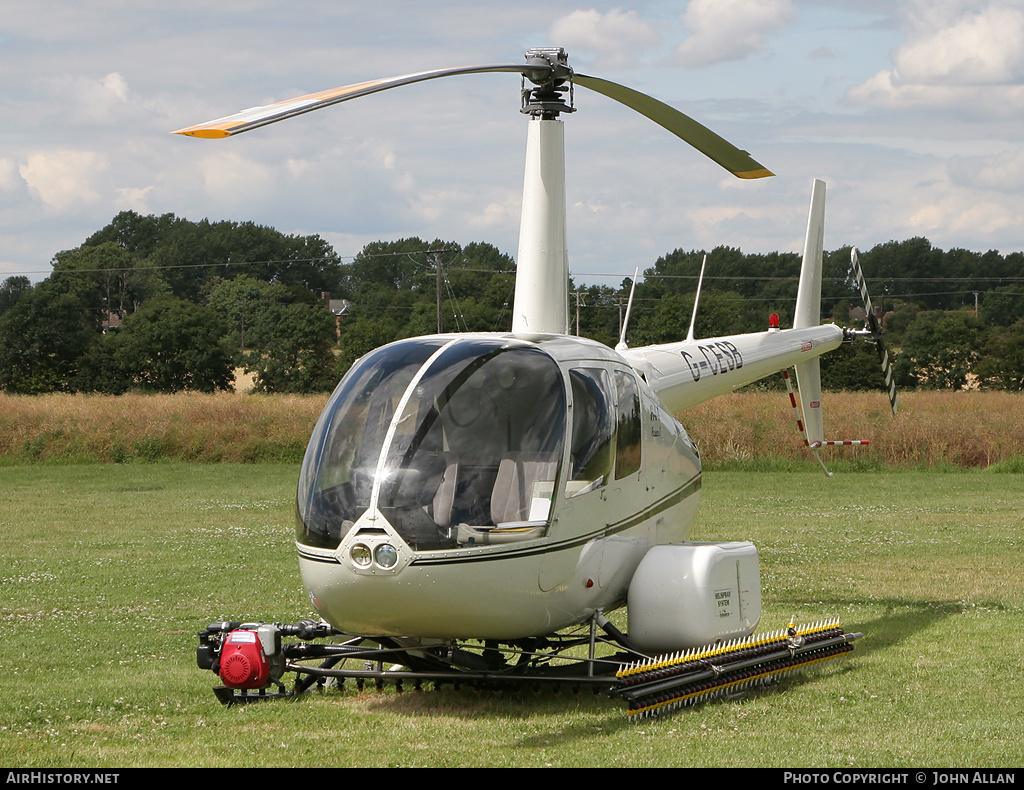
[2,210,1023,395]
[635,242,1024,391]
[0,212,518,395]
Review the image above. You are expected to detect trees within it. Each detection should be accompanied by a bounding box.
[84,211,344,303]
[50,241,168,323]
[636,246,806,336]
[820,342,892,391]
[0,212,353,395]
[332,238,520,371]
[895,311,986,390]
[0,276,32,316]
[982,285,1024,327]
[8,213,1024,395]
[977,321,1024,391]
[243,301,340,394]
[0,285,98,394]
[206,274,283,357]
[94,297,234,393]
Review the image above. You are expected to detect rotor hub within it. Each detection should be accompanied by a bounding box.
[521,47,575,119]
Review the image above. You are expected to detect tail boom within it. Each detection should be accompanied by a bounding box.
[622,323,843,414]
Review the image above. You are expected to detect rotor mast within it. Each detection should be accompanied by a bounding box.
[512,48,574,336]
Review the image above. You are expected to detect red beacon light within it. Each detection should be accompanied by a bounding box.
[768,313,780,331]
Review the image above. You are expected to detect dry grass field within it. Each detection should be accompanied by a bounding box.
[0,391,326,463]
[1,390,1023,469]
[684,390,1024,469]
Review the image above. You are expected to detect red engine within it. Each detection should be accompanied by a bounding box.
[218,629,271,689]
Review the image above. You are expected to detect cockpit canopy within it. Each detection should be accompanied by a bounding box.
[297,337,568,552]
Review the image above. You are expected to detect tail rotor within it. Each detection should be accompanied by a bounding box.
[850,248,899,415]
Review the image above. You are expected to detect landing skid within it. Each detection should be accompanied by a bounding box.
[198,616,861,718]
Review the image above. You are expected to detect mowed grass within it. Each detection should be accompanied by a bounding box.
[1,464,1021,767]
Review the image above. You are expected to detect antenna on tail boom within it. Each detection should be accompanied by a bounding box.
[615,268,640,352]
[685,255,708,344]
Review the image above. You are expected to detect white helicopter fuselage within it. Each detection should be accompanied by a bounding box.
[294,314,843,642]
[295,332,702,640]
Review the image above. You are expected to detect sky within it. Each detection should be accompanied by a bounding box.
[3,0,1024,287]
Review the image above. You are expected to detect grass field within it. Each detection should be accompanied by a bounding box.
[1,464,1021,767]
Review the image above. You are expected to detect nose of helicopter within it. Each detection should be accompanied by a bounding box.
[335,507,415,576]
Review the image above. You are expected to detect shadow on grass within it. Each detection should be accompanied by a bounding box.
[330,596,972,742]
[775,595,965,661]
[318,681,626,725]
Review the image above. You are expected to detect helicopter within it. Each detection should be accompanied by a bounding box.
[177,48,894,718]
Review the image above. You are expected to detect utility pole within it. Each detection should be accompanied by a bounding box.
[431,251,444,334]
[573,287,586,336]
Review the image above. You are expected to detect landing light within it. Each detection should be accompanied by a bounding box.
[351,544,372,567]
[374,544,399,569]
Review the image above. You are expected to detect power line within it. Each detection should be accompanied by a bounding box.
[10,248,1024,289]
[3,246,465,278]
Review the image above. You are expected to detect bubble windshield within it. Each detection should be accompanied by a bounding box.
[297,338,567,551]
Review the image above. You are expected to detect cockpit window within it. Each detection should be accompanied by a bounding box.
[614,369,642,479]
[297,338,566,552]
[296,340,445,549]
[567,368,614,496]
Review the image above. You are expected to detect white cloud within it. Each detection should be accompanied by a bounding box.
[470,192,522,233]
[673,0,794,67]
[897,6,1024,85]
[19,150,109,212]
[5,1,1024,286]
[906,192,1022,240]
[948,147,1024,193]
[549,9,661,65]
[849,71,1024,115]
[0,159,21,193]
[848,2,1024,112]
[35,71,133,127]
[116,185,155,212]
[193,151,279,209]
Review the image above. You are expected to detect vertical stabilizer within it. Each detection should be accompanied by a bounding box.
[794,179,826,330]
[793,179,827,447]
[793,358,825,448]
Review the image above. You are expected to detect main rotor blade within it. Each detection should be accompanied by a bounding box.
[574,74,773,179]
[173,64,534,138]
[173,60,772,180]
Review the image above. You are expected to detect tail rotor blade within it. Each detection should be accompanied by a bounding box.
[851,248,899,414]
